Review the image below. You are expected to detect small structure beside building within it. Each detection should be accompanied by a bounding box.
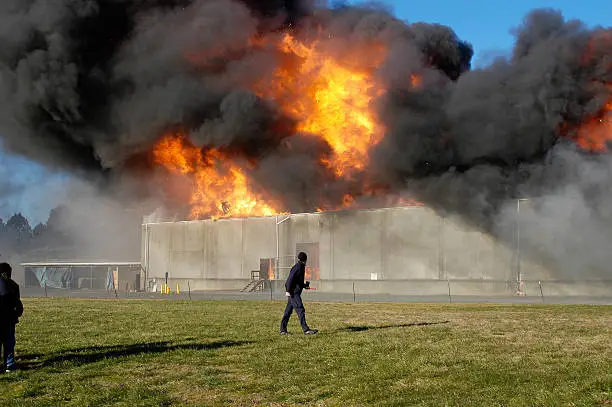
[21,262,142,292]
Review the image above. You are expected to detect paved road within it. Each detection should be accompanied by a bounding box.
[20,287,612,305]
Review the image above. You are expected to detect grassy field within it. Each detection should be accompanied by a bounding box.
[0,299,609,406]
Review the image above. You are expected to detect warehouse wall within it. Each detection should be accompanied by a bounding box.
[278,207,524,282]
[143,217,277,283]
[143,205,569,293]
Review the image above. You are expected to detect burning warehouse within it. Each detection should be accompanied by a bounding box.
[143,205,536,294]
[1,1,612,294]
[141,202,612,297]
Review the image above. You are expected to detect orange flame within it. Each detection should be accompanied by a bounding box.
[257,34,386,177]
[153,33,423,219]
[267,259,274,280]
[342,194,355,208]
[574,94,612,152]
[153,133,281,219]
[573,33,612,152]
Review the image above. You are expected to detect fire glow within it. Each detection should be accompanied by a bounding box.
[152,31,612,220]
[262,34,387,178]
[153,134,281,219]
[574,89,612,152]
[153,33,402,219]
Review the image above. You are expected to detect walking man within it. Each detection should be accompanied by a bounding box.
[280,252,318,335]
[0,262,23,373]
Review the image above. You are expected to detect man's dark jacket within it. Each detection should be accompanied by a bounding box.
[0,277,23,326]
[285,261,307,295]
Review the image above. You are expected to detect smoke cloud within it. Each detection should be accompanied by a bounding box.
[0,1,611,276]
[42,179,145,261]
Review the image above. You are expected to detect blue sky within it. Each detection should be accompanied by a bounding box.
[0,145,69,226]
[384,0,612,65]
[1,0,611,224]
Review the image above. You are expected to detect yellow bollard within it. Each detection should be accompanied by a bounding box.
[176,284,180,295]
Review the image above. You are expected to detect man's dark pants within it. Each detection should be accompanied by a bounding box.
[280,293,309,333]
[0,324,16,370]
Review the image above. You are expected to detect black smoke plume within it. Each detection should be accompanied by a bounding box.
[1,1,611,276]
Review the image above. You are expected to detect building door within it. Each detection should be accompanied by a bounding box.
[296,242,320,281]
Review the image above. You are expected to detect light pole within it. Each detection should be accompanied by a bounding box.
[275,214,291,280]
[516,198,528,295]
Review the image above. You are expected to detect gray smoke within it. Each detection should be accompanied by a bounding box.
[0,1,611,276]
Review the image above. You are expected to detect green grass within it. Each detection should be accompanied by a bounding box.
[0,299,610,406]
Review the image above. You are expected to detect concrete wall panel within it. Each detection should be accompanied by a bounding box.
[175,221,205,252]
[203,219,243,279]
[330,210,385,280]
[384,207,440,280]
[289,213,323,244]
[441,216,513,280]
[314,214,332,280]
[170,250,204,279]
[242,217,277,276]
[441,216,481,279]
[146,223,172,279]
[166,222,205,279]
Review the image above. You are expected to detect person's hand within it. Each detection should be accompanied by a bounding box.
[304,281,311,289]
[285,291,290,297]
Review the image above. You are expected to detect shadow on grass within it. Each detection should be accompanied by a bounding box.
[17,340,251,370]
[339,321,450,332]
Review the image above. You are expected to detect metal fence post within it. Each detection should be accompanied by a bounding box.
[539,281,544,303]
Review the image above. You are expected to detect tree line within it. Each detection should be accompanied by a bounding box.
[0,206,72,258]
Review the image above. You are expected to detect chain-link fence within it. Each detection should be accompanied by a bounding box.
[17,254,612,303]
[17,202,612,303]
[20,277,612,304]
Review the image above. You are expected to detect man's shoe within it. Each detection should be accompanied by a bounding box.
[304,329,318,335]
[5,366,17,373]
[280,331,293,336]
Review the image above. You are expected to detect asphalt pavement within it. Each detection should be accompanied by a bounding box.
[20,287,612,305]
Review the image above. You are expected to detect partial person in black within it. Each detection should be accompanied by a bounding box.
[0,262,23,373]
[280,252,318,335]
